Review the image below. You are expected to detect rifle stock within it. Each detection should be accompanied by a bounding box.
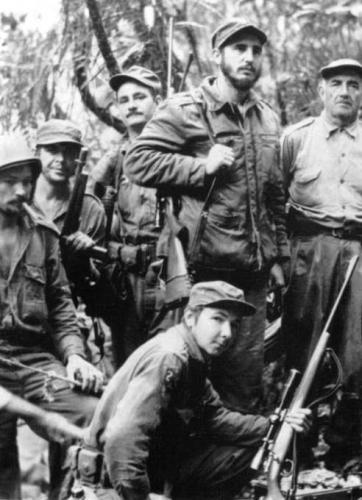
[265,255,359,500]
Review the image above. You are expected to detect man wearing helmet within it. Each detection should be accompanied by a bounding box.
[0,133,102,499]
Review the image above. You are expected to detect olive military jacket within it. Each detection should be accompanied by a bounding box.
[125,76,288,273]
[0,212,85,363]
[84,323,268,500]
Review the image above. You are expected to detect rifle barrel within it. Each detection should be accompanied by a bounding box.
[167,16,174,97]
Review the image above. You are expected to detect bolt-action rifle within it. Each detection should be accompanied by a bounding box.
[61,147,107,262]
[254,255,358,500]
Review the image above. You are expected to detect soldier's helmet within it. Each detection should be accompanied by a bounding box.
[0,133,41,177]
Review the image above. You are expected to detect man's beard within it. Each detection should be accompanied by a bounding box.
[220,56,261,91]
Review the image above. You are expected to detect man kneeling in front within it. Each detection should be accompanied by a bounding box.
[75,281,311,499]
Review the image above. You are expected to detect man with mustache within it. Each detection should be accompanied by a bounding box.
[124,20,288,412]
[90,66,163,367]
[282,59,362,455]
[0,133,100,499]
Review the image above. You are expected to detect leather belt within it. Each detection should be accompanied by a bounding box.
[288,208,362,241]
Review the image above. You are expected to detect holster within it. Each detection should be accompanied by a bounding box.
[70,445,104,487]
[121,242,156,276]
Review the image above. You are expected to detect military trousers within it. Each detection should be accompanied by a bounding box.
[282,233,362,395]
[77,438,257,500]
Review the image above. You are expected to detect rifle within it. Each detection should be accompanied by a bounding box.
[251,368,300,473]
[178,51,194,92]
[164,198,191,309]
[263,255,358,500]
[0,355,105,399]
[166,16,174,98]
[61,147,107,261]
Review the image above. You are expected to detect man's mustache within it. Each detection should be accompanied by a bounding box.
[238,65,255,72]
[126,111,143,118]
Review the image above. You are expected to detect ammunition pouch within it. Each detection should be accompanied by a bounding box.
[118,242,157,276]
[70,445,105,487]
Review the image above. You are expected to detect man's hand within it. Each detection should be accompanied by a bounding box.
[269,262,286,289]
[284,408,312,434]
[66,354,104,394]
[64,231,96,253]
[30,411,86,443]
[149,495,172,500]
[205,144,235,176]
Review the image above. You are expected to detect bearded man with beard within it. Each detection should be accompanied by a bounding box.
[125,20,288,413]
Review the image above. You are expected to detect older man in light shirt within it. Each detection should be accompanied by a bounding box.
[282,58,362,405]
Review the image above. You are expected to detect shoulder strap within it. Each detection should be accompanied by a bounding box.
[188,91,217,268]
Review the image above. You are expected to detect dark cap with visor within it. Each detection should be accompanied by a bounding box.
[211,19,267,49]
[36,119,83,146]
[188,281,256,316]
[109,65,162,93]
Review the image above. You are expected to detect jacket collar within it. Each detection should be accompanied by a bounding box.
[176,323,207,363]
[198,75,261,114]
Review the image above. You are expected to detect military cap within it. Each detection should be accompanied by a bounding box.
[188,281,256,316]
[320,58,362,79]
[211,19,267,50]
[109,65,162,93]
[0,133,41,176]
[36,119,83,146]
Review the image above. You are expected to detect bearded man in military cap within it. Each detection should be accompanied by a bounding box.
[125,20,288,412]
[0,133,103,499]
[89,66,164,368]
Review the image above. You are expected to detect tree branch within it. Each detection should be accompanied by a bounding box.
[73,51,125,133]
[84,0,120,75]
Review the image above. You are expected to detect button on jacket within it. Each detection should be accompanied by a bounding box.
[0,212,85,363]
[125,76,288,272]
[84,323,268,499]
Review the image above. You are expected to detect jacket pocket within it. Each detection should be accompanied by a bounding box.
[197,211,258,271]
[291,168,321,207]
[22,264,47,321]
[258,133,279,175]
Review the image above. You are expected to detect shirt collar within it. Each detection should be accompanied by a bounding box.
[321,110,358,139]
[199,76,261,114]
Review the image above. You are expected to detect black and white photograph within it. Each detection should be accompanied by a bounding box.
[0,1,362,499]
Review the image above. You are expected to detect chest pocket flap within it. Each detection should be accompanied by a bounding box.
[24,264,46,303]
[294,168,321,184]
